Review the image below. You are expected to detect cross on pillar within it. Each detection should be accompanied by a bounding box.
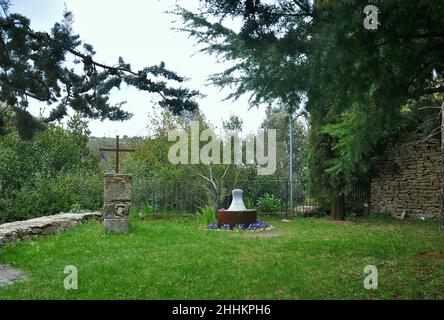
[99,135,135,174]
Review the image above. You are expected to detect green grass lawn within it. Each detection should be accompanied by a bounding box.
[1,215,443,299]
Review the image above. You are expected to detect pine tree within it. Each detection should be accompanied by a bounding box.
[0,1,199,138]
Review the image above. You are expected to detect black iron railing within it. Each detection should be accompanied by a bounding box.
[74,177,369,216]
[131,179,369,216]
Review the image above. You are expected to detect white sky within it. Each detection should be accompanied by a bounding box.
[10,0,266,137]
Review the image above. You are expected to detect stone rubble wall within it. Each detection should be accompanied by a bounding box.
[370,138,441,218]
[0,212,102,249]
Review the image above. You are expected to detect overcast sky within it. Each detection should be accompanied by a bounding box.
[10,0,266,137]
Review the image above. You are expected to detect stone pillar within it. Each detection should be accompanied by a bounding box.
[104,174,132,233]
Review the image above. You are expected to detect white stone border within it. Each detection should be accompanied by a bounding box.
[0,212,102,249]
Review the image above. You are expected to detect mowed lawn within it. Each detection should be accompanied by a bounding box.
[1,215,443,299]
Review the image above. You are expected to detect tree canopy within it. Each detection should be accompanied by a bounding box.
[0,0,199,138]
[176,0,444,219]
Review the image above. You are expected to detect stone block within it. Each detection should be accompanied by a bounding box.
[104,203,131,219]
[103,174,133,234]
[104,219,130,234]
[104,174,132,203]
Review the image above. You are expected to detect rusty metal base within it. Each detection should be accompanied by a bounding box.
[217,210,257,229]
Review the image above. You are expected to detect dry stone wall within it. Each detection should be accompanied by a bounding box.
[370,138,441,219]
[0,212,101,249]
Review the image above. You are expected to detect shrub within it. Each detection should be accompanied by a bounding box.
[0,121,103,223]
[257,194,283,213]
[198,205,216,226]
[1,171,103,223]
[244,196,254,209]
[134,201,153,217]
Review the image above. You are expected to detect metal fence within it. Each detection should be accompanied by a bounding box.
[74,182,103,212]
[131,179,370,217]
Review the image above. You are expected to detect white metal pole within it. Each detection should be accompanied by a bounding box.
[289,112,294,217]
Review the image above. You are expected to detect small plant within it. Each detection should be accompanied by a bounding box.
[244,196,254,209]
[345,211,358,219]
[198,205,216,227]
[234,224,246,230]
[69,203,82,213]
[208,221,218,229]
[220,224,231,230]
[246,221,270,230]
[257,194,283,213]
[207,220,272,231]
[139,202,153,216]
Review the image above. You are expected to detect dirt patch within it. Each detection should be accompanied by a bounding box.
[244,231,282,238]
[412,252,444,261]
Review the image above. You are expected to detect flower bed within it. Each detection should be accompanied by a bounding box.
[208,220,273,231]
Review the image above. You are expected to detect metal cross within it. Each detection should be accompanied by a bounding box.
[99,135,135,174]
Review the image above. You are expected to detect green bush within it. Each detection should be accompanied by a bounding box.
[244,196,254,209]
[0,120,103,223]
[198,205,216,226]
[133,201,153,218]
[1,171,103,223]
[257,193,283,213]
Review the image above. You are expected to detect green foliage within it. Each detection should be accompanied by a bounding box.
[135,202,154,218]
[2,171,102,222]
[198,205,216,226]
[0,2,199,138]
[257,193,283,213]
[260,106,308,191]
[222,114,243,131]
[177,0,444,219]
[244,196,254,210]
[126,108,250,212]
[0,118,102,223]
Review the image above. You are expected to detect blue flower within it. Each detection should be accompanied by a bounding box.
[246,220,270,230]
[221,224,231,230]
[208,220,271,231]
[208,221,218,230]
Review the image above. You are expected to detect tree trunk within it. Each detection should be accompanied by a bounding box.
[331,193,345,220]
[440,101,444,232]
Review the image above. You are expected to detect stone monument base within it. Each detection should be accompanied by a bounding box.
[104,218,130,234]
[103,174,132,234]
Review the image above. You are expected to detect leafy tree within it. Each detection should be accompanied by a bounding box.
[223,114,243,132]
[261,106,307,177]
[0,0,199,138]
[126,107,245,211]
[305,0,443,219]
[176,0,444,221]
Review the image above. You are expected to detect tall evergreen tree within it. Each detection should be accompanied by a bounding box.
[176,0,444,221]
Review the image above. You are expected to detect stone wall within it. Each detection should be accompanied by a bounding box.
[370,138,441,218]
[0,212,101,249]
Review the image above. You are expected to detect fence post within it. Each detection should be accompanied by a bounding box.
[285,180,289,219]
